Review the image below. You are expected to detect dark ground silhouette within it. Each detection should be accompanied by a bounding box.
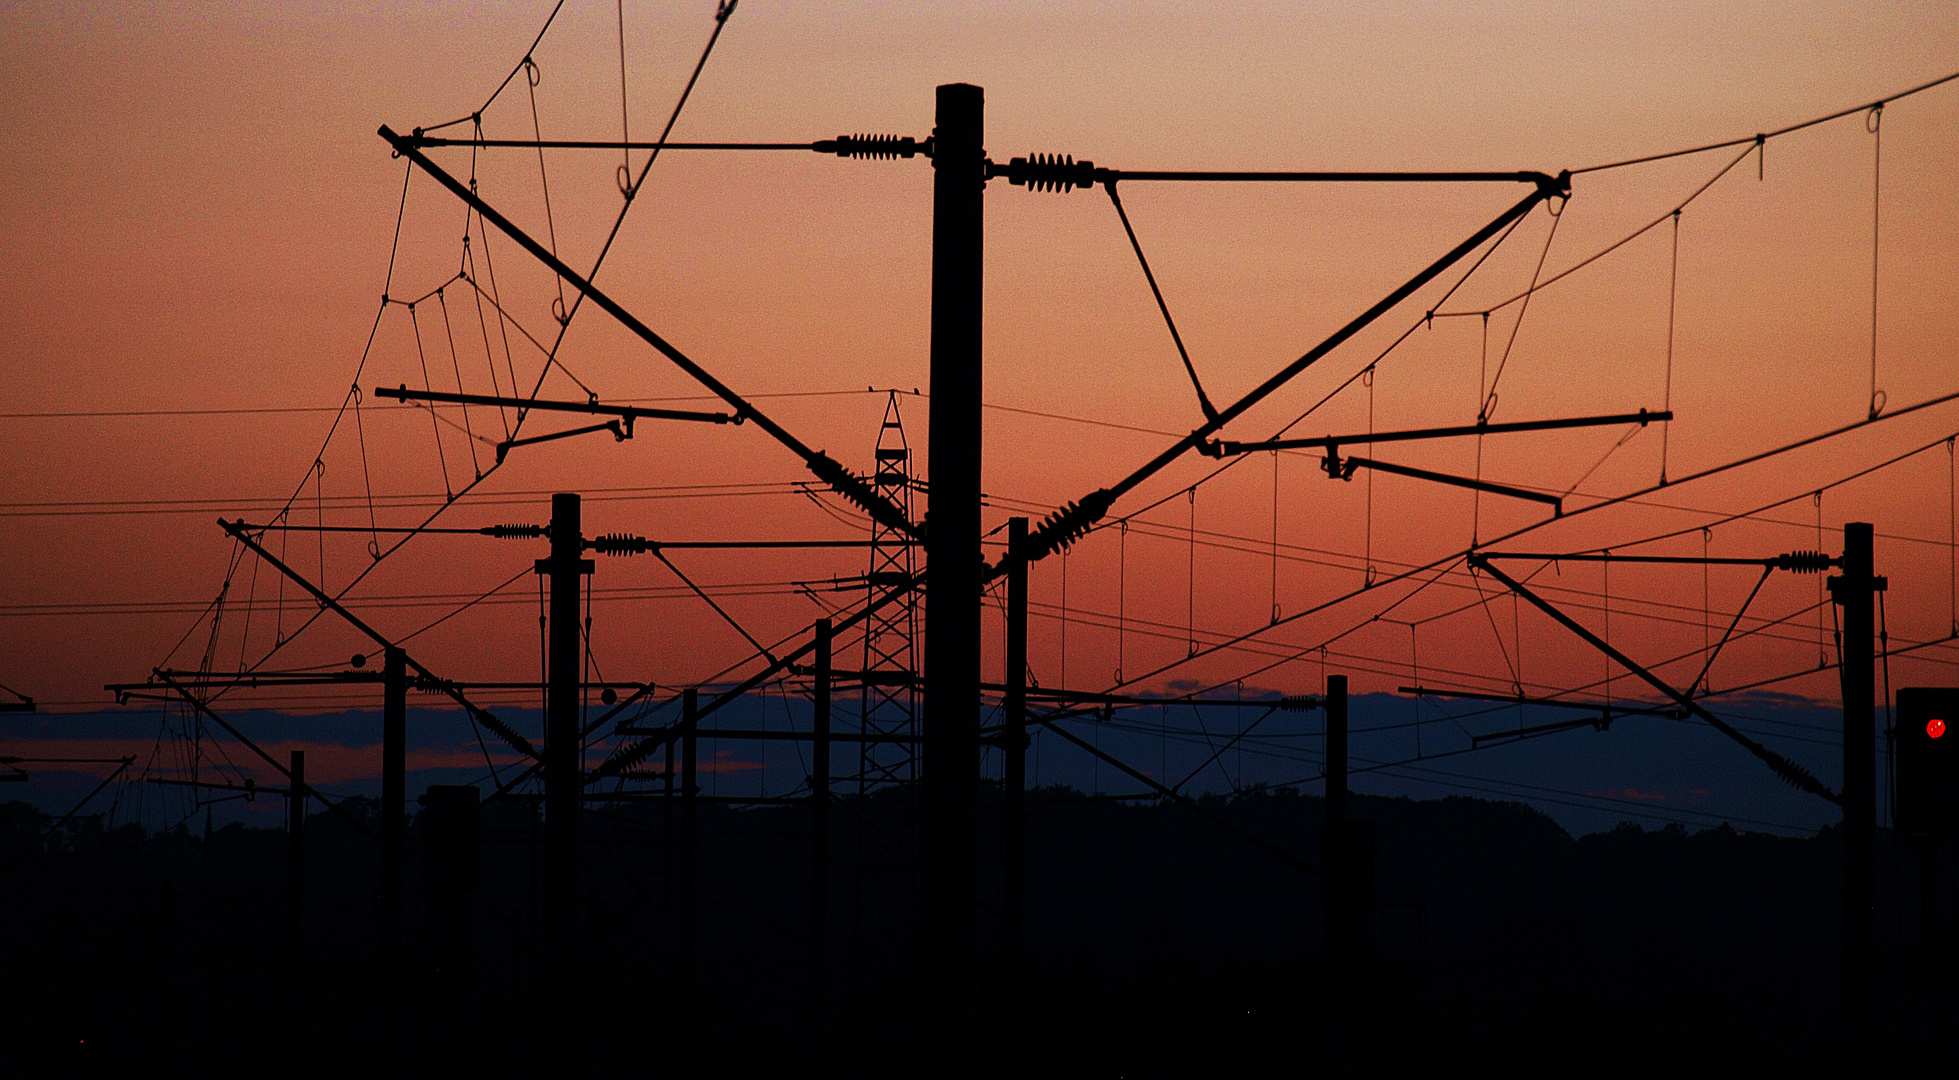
[3,788,1952,1077]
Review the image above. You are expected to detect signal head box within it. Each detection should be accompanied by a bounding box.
[1895,687,1959,837]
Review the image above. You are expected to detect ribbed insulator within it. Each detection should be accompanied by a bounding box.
[1026,489,1116,562]
[1774,550,1833,574]
[483,523,545,539]
[1276,695,1324,713]
[1007,153,1097,192]
[827,134,921,159]
[592,533,650,556]
[808,452,918,540]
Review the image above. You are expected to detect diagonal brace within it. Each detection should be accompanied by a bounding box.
[1470,554,1839,805]
[1336,454,1562,514]
[221,519,538,761]
[1035,711,1318,874]
[378,126,919,543]
[152,669,377,838]
[1003,178,1563,576]
[1106,182,1218,422]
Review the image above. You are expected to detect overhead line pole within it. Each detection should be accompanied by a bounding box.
[285,748,306,1053]
[1002,517,1030,977]
[922,81,985,1058]
[378,647,407,1073]
[1828,522,1881,1062]
[680,688,699,992]
[1321,674,1359,1075]
[810,618,831,1044]
[539,494,590,1071]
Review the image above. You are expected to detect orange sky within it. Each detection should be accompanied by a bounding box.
[4,1,1959,717]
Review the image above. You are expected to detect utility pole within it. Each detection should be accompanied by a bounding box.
[922,80,985,1047]
[539,492,590,1070]
[1829,521,1879,1060]
[287,748,306,958]
[680,687,699,991]
[811,618,832,1040]
[380,646,406,1073]
[286,748,306,1055]
[1322,673,1349,1030]
[1321,674,1373,1074]
[1324,675,1349,827]
[1002,517,1029,969]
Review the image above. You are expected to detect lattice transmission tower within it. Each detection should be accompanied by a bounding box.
[851,390,921,964]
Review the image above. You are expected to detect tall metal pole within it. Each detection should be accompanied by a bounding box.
[1832,522,1877,1059]
[923,79,985,1042]
[680,687,699,988]
[380,647,406,1072]
[287,748,306,956]
[663,737,675,913]
[286,748,306,1053]
[541,492,589,1069]
[811,618,832,1038]
[1322,674,1350,1075]
[1325,675,1348,825]
[1002,517,1029,968]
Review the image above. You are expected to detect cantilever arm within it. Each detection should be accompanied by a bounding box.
[1206,409,1670,456]
[999,177,1564,578]
[1035,712,1318,874]
[375,385,737,426]
[1469,554,1839,805]
[1339,455,1562,515]
[377,125,919,543]
[220,518,539,761]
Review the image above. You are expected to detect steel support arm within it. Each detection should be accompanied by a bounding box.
[1399,685,1681,718]
[374,385,736,425]
[1469,555,1839,804]
[151,669,377,837]
[586,574,923,782]
[220,518,538,760]
[377,126,918,543]
[1207,408,1670,456]
[1035,713,1318,874]
[991,155,1560,191]
[1003,179,1562,575]
[1341,455,1562,513]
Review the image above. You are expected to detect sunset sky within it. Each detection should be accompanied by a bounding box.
[4,3,1959,829]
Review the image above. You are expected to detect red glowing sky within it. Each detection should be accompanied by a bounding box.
[4,2,1959,716]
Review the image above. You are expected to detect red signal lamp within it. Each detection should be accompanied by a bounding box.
[1898,689,1959,836]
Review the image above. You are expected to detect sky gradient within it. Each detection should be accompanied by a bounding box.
[4,4,1959,833]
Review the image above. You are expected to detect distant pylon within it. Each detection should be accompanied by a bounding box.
[851,390,921,970]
